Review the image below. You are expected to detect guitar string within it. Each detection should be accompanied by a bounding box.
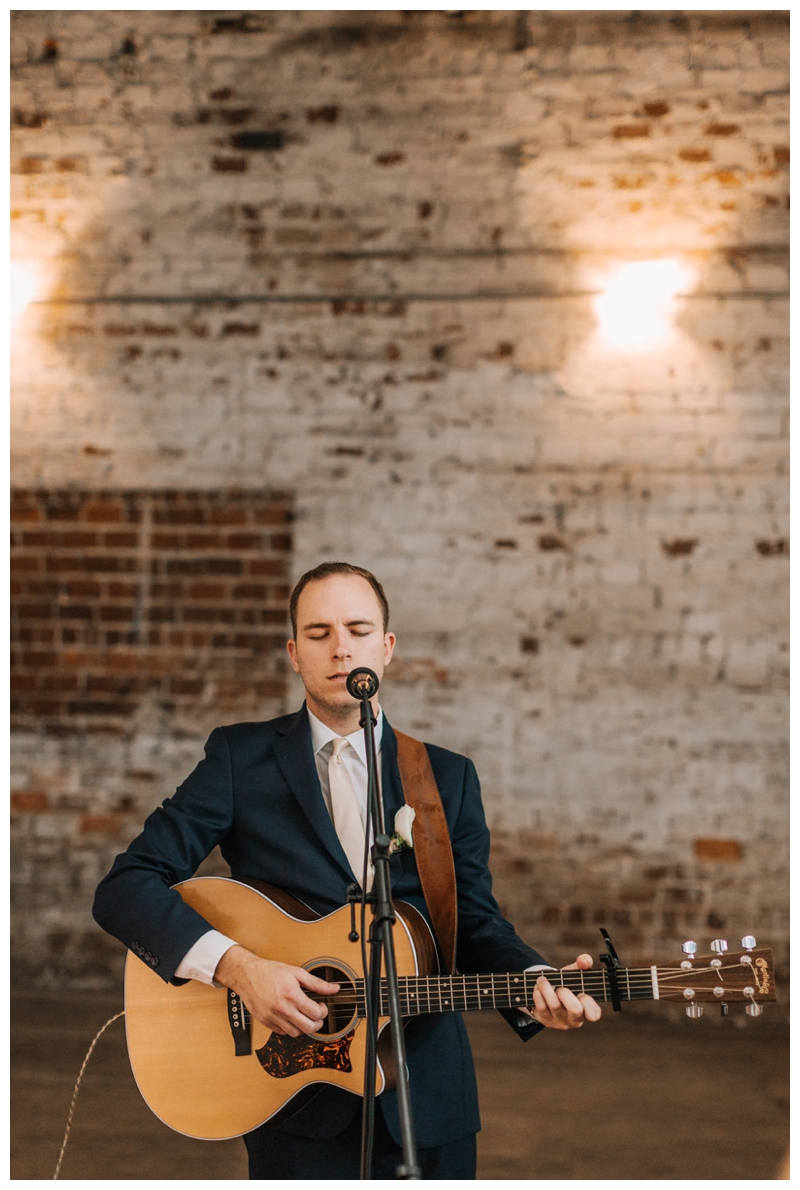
[312,968,749,1003]
[310,960,751,997]
[309,961,755,1014]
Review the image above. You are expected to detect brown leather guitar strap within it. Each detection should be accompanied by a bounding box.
[393,730,457,974]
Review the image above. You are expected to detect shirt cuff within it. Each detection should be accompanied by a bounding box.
[174,929,238,986]
[518,963,556,1024]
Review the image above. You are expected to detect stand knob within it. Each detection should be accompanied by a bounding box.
[686,1004,704,1019]
[682,940,697,957]
[710,938,728,954]
[741,935,756,950]
[745,1002,763,1017]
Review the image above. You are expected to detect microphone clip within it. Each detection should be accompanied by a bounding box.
[359,703,378,730]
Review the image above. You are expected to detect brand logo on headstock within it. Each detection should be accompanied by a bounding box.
[753,957,770,995]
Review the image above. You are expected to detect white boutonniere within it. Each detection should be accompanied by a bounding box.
[389,804,415,854]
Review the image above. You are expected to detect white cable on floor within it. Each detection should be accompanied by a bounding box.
[53,1010,125,1179]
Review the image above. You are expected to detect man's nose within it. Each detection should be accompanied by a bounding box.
[331,632,352,659]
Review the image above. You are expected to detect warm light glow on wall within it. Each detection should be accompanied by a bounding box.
[594,260,694,352]
[10,260,43,330]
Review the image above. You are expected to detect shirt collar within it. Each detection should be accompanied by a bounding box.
[307,704,383,767]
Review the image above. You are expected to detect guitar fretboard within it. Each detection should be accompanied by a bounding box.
[320,967,660,1017]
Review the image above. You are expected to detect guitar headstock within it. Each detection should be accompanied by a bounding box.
[656,946,775,1009]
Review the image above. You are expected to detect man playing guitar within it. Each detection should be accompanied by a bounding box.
[94,562,600,1178]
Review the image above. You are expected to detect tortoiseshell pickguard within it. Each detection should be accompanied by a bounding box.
[256,1031,354,1078]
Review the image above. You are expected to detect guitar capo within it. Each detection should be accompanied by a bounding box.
[599,928,623,1012]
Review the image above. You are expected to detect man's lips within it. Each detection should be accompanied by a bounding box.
[327,673,350,682]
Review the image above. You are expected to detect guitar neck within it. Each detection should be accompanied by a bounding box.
[342,967,658,1018]
[301,946,774,1021]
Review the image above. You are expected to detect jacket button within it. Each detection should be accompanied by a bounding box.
[151,957,159,968]
[132,940,140,951]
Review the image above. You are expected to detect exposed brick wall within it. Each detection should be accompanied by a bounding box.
[11,489,291,732]
[10,11,788,986]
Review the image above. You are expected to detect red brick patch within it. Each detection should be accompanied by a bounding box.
[661,538,698,557]
[704,123,741,137]
[694,838,744,862]
[11,489,293,731]
[80,814,126,834]
[613,124,650,139]
[11,793,49,813]
[755,538,788,557]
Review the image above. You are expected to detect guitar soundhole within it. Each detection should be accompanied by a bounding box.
[307,963,358,1039]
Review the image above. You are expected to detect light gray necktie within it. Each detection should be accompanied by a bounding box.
[328,737,369,887]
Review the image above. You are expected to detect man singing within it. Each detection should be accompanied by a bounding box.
[93,561,600,1179]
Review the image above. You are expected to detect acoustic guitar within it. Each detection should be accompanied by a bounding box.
[124,876,776,1140]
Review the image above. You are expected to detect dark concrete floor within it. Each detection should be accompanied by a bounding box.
[12,990,788,1180]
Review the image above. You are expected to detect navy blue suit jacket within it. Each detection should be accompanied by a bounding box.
[93,706,546,1147]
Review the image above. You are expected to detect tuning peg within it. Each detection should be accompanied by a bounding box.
[720,1002,729,1017]
[710,938,728,954]
[682,940,697,957]
[745,1002,763,1017]
[685,1004,704,1018]
[741,935,756,951]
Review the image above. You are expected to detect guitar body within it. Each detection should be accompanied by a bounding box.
[124,877,437,1140]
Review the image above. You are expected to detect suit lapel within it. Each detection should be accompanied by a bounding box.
[380,721,405,831]
[274,705,353,879]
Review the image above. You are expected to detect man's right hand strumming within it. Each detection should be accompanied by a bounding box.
[214,945,340,1038]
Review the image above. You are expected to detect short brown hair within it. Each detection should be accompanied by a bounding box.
[289,561,390,638]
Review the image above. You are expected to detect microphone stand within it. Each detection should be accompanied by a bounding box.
[352,676,420,1181]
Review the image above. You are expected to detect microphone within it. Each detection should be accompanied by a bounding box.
[346,667,379,700]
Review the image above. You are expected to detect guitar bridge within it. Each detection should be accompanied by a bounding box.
[227,988,251,1056]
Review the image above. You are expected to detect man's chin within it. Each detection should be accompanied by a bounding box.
[307,691,359,722]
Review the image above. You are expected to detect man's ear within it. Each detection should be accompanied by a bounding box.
[286,637,301,674]
[383,632,396,666]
